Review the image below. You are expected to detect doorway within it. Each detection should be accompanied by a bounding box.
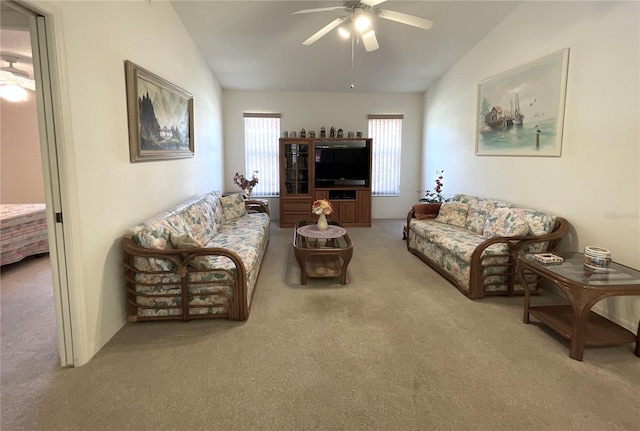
[1,1,75,366]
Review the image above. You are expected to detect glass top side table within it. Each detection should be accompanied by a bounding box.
[517,252,640,361]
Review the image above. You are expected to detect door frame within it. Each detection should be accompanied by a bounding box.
[9,0,81,366]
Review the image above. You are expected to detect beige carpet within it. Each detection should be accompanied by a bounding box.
[1,219,639,431]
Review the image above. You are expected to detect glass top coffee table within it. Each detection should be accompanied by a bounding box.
[293,220,353,285]
[517,252,640,361]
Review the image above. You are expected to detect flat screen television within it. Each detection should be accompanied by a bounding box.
[314,143,370,187]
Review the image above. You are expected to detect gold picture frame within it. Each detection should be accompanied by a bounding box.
[125,60,194,162]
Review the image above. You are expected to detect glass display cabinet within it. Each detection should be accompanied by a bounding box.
[282,141,310,195]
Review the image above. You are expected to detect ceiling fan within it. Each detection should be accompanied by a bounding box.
[0,53,35,102]
[293,0,433,52]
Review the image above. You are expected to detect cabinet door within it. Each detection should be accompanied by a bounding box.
[340,201,358,223]
[282,141,311,196]
[357,190,371,223]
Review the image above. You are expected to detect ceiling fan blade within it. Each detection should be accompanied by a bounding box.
[292,6,346,15]
[361,29,379,52]
[361,0,388,7]
[303,17,347,46]
[377,9,433,30]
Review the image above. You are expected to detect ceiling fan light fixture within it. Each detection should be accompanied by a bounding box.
[362,29,375,39]
[338,25,351,39]
[354,14,371,32]
[293,1,433,52]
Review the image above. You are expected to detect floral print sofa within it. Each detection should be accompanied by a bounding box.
[121,191,270,322]
[406,194,569,299]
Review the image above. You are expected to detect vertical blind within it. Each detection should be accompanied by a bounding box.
[243,113,280,197]
[368,115,403,196]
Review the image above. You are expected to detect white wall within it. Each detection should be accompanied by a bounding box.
[423,1,639,330]
[0,93,45,203]
[32,0,224,365]
[223,91,423,219]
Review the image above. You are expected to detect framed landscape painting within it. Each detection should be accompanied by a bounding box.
[125,60,194,162]
[475,48,569,157]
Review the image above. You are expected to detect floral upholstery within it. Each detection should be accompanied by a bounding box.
[123,191,270,321]
[483,208,529,238]
[220,194,247,221]
[408,194,564,298]
[434,202,470,227]
[455,194,497,234]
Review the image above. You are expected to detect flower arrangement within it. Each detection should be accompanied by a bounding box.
[311,199,333,215]
[421,170,445,203]
[233,170,259,194]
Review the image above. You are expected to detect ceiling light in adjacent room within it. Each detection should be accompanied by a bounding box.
[0,83,28,102]
[0,53,35,102]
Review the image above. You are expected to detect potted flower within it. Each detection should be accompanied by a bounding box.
[311,199,333,230]
[414,170,446,221]
[420,170,445,203]
[233,170,259,200]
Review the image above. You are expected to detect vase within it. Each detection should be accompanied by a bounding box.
[245,190,252,200]
[317,213,328,230]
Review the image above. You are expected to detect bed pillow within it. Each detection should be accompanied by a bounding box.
[434,202,470,227]
[483,208,529,238]
[220,194,247,221]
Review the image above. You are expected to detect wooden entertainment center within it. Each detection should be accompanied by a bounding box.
[279,138,372,228]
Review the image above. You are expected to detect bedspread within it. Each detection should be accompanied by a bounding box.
[1,204,49,266]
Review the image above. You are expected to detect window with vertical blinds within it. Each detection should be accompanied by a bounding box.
[243,113,280,197]
[368,115,403,196]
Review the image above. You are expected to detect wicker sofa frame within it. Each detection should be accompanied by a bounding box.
[406,203,570,299]
[122,199,269,322]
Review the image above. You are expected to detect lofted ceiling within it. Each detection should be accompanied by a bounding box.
[170,0,522,93]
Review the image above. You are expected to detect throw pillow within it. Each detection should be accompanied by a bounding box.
[220,194,247,221]
[483,208,529,238]
[170,232,209,269]
[464,201,495,234]
[434,202,470,227]
[138,223,174,250]
[170,232,203,249]
[413,203,441,220]
[524,210,556,236]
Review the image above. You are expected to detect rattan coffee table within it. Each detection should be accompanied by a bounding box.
[293,220,353,285]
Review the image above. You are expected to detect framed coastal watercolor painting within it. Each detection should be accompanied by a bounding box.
[475,48,569,157]
[125,60,194,162]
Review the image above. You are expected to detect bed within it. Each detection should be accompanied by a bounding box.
[1,204,50,266]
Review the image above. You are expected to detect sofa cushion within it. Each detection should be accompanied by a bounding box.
[221,194,247,221]
[435,202,469,227]
[523,210,557,236]
[181,198,218,245]
[170,230,211,269]
[171,232,202,248]
[410,219,508,263]
[199,213,270,276]
[135,221,174,250]
[483,208,529,238]
[464,200,496,234]
[204,191,226,226]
